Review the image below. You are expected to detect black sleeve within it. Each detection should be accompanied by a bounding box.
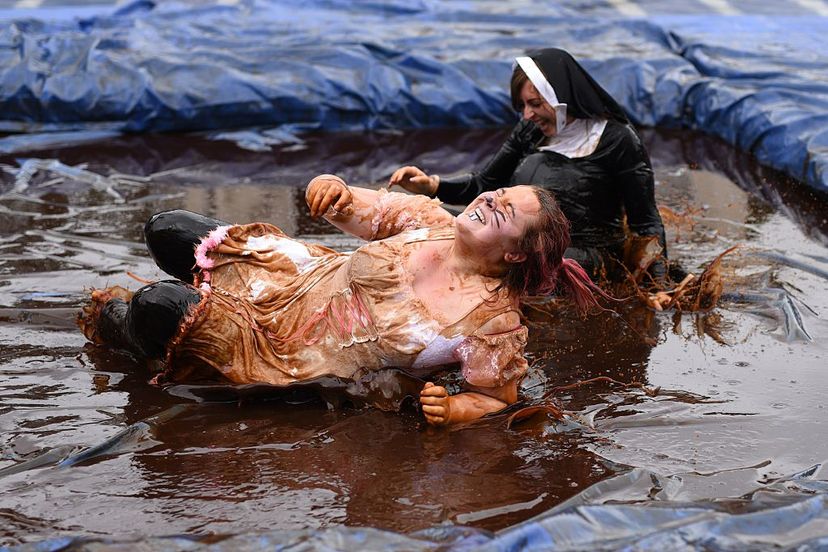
[602,123,668,281]
[436,120,541,204]
[610,124,667,256]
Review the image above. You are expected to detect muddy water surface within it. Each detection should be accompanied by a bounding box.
[1,128,827,545]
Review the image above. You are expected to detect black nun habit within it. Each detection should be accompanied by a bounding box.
[435,48,667,279]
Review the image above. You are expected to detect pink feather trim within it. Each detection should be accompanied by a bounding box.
[194,225,231,271]
[193,225,231,291]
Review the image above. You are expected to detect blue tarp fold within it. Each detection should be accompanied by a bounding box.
[14,467,828,551]
[1,2,826,191]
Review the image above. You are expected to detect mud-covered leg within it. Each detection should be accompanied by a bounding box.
[126,281,202,358]
[81,281,202,359]
[144,209,229,283]
[96,297,137,354]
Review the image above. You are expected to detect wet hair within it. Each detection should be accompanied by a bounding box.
[510,65,530,112]
[503,187,605,312]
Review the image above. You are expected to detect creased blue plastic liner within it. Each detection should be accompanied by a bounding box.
[0,1,826,191]
[13,467,828,551]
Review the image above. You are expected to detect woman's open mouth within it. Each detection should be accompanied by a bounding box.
[468,206,486,224]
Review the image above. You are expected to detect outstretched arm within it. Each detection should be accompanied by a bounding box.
[611,126,667,282]
[419,311,527,426]
[306,174,453,240]
[389,120,541,205]
[420,380,517,426]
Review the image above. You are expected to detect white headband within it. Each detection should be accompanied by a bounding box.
[515,56,568,133]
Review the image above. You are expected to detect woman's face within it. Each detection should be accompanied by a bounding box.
[519,80,558,137]
[456,185,540,264]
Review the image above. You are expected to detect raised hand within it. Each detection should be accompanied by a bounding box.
[305,174,354,218]
[388,166,439,196]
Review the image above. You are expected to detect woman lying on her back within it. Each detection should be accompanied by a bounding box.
[80,175,602,426]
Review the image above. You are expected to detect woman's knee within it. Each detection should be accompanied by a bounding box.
[145,209,189,242]
[144,209,218,246]
[126,280,202,359]
[144,210,227,282]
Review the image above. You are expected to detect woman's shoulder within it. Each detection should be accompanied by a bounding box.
[388,224,454,243]
[474,309,524,336]
[451,290,523,335]
[356,226,453,259]
[597,120,641,147]
[591,120,646,163]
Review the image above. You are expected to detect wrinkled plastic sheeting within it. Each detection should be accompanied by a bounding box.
[655,15,828,199]
[14,467,828,551]
[486,497,828,551]
[0,1,826,192]
[484,466,828,551]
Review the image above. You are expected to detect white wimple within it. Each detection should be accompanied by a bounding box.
[516,56,568,134]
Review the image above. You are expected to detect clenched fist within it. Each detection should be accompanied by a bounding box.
[420,382,451,426]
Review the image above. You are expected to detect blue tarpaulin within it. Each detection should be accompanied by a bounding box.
[2,4,828,550]
[0,1,827,192]
[15,467,828,551]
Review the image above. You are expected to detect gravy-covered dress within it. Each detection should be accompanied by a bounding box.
[159,191,528,390]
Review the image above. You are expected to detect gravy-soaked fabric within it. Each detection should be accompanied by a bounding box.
[162,191,528,389]
[455,330,528,388]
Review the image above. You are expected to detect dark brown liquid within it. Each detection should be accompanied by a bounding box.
[1,127,827,545]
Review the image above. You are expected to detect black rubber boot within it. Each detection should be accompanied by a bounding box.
[144,209,229,283]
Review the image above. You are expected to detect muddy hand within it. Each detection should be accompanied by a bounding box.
[647,291,672,311]
[306,174,354,218]
[647,274,695,311]
[388,166,439,196]
[420,382,451,426]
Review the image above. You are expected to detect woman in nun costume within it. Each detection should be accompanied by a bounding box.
[389,48,667,283]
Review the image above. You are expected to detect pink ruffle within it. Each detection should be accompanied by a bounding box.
[194,225,231,271]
